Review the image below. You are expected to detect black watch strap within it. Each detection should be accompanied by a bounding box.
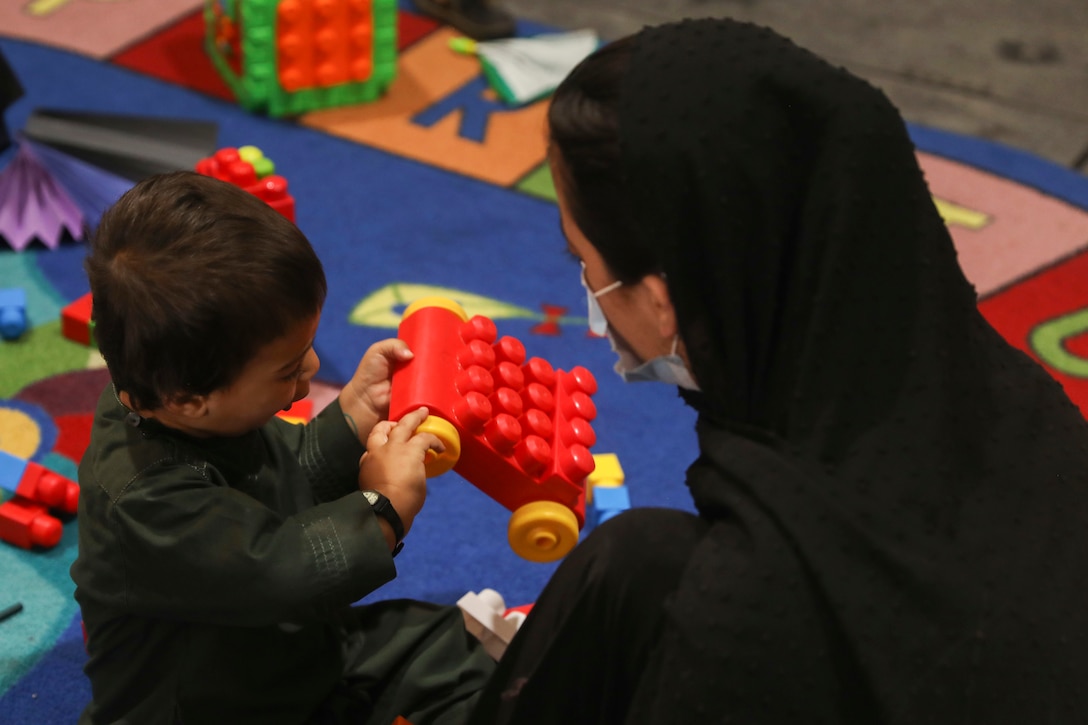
[361,490,405,556]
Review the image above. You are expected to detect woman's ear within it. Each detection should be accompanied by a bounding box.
[641,274,678,341]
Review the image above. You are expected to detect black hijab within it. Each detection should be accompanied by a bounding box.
[620,18,1088,722]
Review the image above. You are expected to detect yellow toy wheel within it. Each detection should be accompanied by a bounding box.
[416,415,461,477]
[402,296,468,322]
[507,501,580,563]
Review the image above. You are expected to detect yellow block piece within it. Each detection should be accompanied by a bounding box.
[587,452,624,503]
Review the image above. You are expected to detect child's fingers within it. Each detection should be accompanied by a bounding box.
[367,420,396,446]
[368,337,413,362]
[411,432,444,456]
[389,407,430,441]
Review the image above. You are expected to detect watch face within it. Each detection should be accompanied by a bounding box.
[362,491,379,506]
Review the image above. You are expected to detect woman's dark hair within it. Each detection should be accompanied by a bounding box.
[547,35,660,284]
[85,171,327,410]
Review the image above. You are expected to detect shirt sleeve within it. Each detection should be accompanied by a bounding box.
[272,397,367,504]
[105,467,396,627]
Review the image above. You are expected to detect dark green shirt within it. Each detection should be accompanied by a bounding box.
[71,386,396,724]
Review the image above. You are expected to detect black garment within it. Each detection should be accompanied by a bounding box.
[469,509,709,723]
[472,18,1088,724]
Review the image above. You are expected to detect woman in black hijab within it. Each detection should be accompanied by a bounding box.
[469,17,1088,724]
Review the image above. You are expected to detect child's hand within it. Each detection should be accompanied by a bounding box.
[339,338,414,444]
[358,407,442,541]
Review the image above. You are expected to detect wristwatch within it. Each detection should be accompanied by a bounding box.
[361,490,405,556]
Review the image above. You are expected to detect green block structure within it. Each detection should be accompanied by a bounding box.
[204,0,398,117]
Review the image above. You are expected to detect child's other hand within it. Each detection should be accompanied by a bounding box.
[358,406,442,538]
[340,338,414,444]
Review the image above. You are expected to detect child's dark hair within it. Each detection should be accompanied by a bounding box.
[85,171,327,411]
[547,34,658,284]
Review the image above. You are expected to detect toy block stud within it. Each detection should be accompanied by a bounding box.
[238,145,275,177]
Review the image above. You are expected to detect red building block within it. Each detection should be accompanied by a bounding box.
[195,146,296,222]
[0,497,63,549]
[1,450,79,550]
[62,292,94,346]
[4,460,80,515]
[389,297,598,563]
[4,459,79,511]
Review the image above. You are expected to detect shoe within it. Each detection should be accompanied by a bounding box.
[412,0,517,41]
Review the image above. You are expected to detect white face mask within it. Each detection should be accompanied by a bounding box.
[580,262,700,391]
[609,331,701,390]
[580,262,622,337]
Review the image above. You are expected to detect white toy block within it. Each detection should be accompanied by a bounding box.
[457,588,525,660]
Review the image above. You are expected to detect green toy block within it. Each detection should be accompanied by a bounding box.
[204,0,398,117]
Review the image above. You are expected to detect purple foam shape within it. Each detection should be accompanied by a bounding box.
[24,138,132,231]
[0,140,85,251]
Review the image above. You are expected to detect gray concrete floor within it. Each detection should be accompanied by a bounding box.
[504,0,1088,175]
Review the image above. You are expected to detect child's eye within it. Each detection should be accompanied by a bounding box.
[282,365,303,381]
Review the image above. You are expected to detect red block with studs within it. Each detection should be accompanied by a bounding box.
[196,146,296,222]
[389,297,598,562]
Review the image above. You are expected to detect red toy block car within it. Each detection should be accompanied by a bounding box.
[389,297,598,562]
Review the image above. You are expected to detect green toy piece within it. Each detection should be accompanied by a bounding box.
[204,0,398,117]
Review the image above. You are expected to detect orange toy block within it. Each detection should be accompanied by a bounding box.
[389,297,598,563]
[62,292,94,346]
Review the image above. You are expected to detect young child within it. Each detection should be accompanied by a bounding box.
[70,171,496,724]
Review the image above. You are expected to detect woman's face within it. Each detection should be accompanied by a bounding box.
[550,151,677,367]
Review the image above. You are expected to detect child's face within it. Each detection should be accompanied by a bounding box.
[195,312,322,437]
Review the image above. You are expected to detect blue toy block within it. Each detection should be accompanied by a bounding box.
[0,288,27,340]
[585,484,631,530]
[0,449,29,497]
